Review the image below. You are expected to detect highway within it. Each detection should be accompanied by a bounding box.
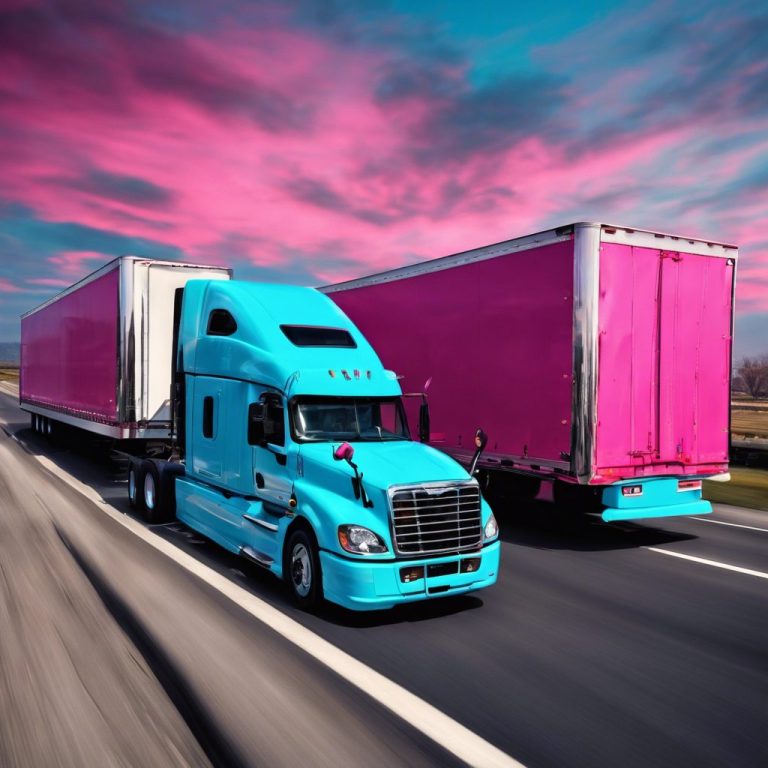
[0,382,766,768]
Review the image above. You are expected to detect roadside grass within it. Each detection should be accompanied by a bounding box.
[0,366,19,382]
[731,409,768,439]
[704,467,768,511]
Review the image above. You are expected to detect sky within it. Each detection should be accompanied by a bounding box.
[0,0,766,360]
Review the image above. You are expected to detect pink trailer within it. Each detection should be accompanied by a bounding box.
[21,257,230,439]
[323,223,737,521]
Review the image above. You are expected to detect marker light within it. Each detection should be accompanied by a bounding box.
[678,480,702,492]
[461,557,481,573]
[400,566,424,583]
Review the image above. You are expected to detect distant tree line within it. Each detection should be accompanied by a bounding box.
[733,356,768,398]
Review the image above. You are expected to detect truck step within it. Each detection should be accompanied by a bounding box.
[240,546,274,568]
[243,514,278,532]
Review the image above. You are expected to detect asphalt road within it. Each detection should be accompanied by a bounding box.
[1,383,766,768]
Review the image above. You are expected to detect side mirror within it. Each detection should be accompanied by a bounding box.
[469,427,488,476]
[418,401,430,443]
[333,442,355,462]
[248,402,266,446]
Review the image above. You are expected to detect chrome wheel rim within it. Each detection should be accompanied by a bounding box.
[128,468,136,502]
[144,472,156,509]
[291,543,312,597]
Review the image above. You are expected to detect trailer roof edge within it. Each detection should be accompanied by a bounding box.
[20,256,232,319]
[321,222,738,293]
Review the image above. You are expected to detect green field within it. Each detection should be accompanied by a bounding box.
[704,467,768,511]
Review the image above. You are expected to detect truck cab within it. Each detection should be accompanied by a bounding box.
[169,280,500,610]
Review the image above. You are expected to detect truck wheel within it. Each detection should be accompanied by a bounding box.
[127,462,141,509]
[139,460,165,524]
[139,460,176,524]
[285,528,323,610]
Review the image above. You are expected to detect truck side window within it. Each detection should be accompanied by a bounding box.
[202,396,214,438]
[207,309,237,336]
[264,400,285,447]
[248,397,285,447]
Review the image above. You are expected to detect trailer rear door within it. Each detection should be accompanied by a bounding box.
[595,242,733,478]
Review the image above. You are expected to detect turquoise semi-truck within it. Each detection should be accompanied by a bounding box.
[22,257,500,611]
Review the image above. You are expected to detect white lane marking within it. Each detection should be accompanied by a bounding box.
[646,547,768,581]
[1,424,523,768]
[691,516,768,534]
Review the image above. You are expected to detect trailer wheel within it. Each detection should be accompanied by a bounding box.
[284,527,323,610]
[553,480,603,514]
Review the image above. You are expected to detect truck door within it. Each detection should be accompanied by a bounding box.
[596,243,733,474]
[657,251,733,466]
[250,392,295,509]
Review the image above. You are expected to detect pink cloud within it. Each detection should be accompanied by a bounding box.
[48,252,114,278]
[1,1,766,318]
[25,277,72,287]
[0,278,22,293]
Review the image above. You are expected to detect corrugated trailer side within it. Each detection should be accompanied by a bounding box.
[324,222,737,521]
[21,261,121,430]
[323,226,578,477]
[21,257,231,439]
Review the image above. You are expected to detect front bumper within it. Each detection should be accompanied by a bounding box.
[319,540,501,611]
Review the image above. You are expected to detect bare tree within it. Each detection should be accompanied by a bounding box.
[738,357,768,398]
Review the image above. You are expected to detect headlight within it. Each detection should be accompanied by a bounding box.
[484,512,498,541]
[338,525,388,554]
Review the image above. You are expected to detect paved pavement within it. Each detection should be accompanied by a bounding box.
[1,384,766,767]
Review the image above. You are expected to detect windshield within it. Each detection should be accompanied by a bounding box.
[291,397,410,442]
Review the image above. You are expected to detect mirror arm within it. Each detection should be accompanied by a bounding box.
[468,428,488,476]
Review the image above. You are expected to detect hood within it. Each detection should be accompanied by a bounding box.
[299,439,471,490]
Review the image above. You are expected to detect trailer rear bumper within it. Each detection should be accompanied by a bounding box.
[319,541,500,611]
[600,477,711,522]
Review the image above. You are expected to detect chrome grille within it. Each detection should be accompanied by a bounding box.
[389,483,482,556]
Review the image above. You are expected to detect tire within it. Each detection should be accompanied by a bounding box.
[503,473,541,501]
[139,460,164,523]
[481,471,540,516]
[284,528,323,610]
[127,461,141,509]
[139,460,178,523]
[553,480,603,514]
